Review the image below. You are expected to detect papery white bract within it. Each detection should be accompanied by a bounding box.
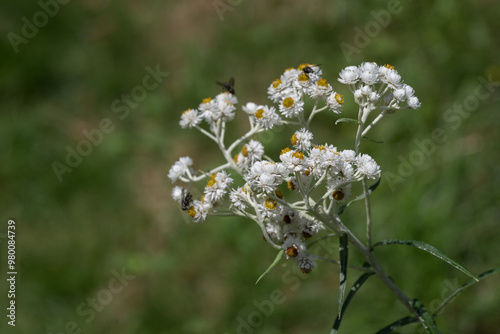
[168,156,193,183]
[229,187,249,211]
[279,94,304,118]
[326,92,344,113]
[203,171,233,204]
[171,186,184,202]
[291,128,314,152]
[355,154,381,179]
[180,109,202,128]
[245,161,286,194]
[254,105,281,130]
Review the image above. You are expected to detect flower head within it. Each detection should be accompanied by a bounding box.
[279,94,304,118]
[355,154,381,179]
[338,66,360,85]
[291,128,314,152]
[203,171,233,203]
[254,105,281,130]
[326,92,344,114]
[180,109,202,128]
[245,161,286,194]
[168,157,193,183]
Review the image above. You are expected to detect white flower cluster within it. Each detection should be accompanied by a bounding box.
[339,62,421,111]
[179,92,239,131]
[268,63,345,115]
[169,62,420,273]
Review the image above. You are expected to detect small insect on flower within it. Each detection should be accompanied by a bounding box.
[301,64,321,74]
[216,77,236,95]
[181,189,193,211]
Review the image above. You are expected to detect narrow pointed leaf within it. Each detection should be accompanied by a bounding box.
[335,118,360,125]
[363,135,385,144]
[433,267,500,317]
[376,267,500,333]
[255,250,283,284]
[373,239,478,282]
[411,299,441,334]
[332,234,349,334]
[333,270,374,332]
[338,177,381,215]
[376,316,418,334]
[369,177,381,192]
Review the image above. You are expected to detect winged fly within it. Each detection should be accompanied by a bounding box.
[216,77,236,95]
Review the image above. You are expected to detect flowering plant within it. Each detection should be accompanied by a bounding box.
[169,62,495,333]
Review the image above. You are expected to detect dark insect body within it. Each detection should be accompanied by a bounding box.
[216,77,236,95]
[181,189,193,211]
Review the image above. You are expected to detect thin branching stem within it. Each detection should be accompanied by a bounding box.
[362,177,373,249]
[362,110,387,137]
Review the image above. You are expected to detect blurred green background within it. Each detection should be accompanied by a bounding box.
[1,0,499,333]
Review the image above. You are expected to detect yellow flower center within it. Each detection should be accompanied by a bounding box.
[303,167,311,176]
[272,79,282,89]
[281,147,291,155]
[241,145,248,157]
[287,179,295,191]
[202,97,212,104]
[292,151,304,160]
[291,133,298,145]
[297,63,309,71]
[206,174,217,187]
[233,154,239,163]
[298,73,309,82]
[384,64,395,70]
[283,97,295,108]
[275,190,283,199]
[335,93,344,104]
[188,207,196,217]
[284,67,295,72]
[265,198,277,210]
[255,108,264,119]
[317,78,328,88]
[314,144,326,151]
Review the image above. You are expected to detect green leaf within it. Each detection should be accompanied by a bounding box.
[376,267,500,333]
[369,177,381,192]
[333,270,374,333]
[373,239,478,282]
[375,316,418,334]
[338,177,381,215]
[363,135,385,144]
[411,299,441,334]
[433,267,500,317]
[335,118,360,125]
[331,234,349,334]
[255,250,283,284]
[376,300,441,334]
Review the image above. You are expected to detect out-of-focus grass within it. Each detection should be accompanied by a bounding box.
[0,0,499,333]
